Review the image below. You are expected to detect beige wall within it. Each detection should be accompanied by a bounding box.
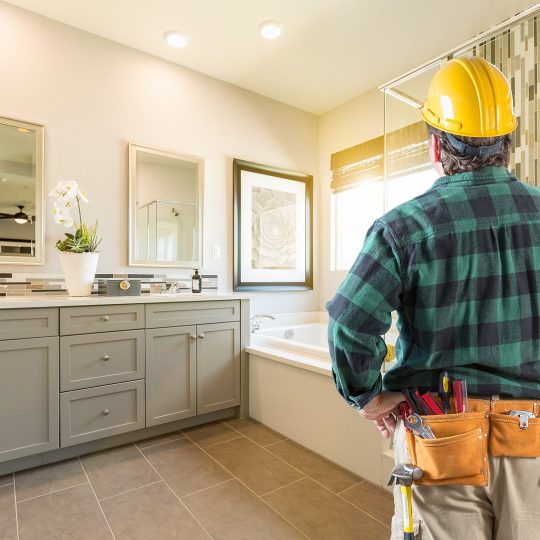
[317,87,384,309]
[0,2,319,314]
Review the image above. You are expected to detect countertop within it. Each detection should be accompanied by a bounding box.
[0,292,252,309]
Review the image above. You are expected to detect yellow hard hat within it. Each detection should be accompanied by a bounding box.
[422,56,518,137]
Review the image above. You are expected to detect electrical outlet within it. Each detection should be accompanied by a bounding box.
[212,245,221,259]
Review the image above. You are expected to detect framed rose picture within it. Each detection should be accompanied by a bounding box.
[233,159,313,291]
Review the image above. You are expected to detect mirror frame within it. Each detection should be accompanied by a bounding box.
[0,116,45,265]
[128,143,204,268]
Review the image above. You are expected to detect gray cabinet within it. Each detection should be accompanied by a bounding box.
[0,308,58,341]
[60,330,145,391]
[60,305,144,335]
[0,337,59,463]
[60,380,145,447]
[146,301,240,328]
[197,322,240,414]
[146,326,197,426]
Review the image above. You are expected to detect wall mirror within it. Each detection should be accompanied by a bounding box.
[129,143,203,268]
[0,117,44,264]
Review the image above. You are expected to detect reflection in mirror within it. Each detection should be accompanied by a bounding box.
[0,117,44,264]
[129,144,203,267]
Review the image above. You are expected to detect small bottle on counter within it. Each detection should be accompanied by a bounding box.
[191,269,202,293]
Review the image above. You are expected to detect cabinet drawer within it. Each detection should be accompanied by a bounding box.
[60,330,145,391]
[0,308,58,340]
[146,301,240,328]
[60,305,144,335]
[60,380,145,447]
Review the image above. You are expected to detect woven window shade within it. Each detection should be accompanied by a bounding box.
[330,121,431,193]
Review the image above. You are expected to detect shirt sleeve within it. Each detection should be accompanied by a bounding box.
[326,220,403,409]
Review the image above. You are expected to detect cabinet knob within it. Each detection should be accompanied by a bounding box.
[102,409,110,416]
[103,355,110,361]
[198,333,205,339]
[119,280,131,291]
[190,334,196,340]
[102,315,110,322]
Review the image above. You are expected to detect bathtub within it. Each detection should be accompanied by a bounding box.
[246,312,397,487]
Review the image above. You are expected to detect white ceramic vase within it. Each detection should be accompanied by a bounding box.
[58,252,99,297]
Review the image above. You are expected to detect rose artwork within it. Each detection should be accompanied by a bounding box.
[251,187,296,269]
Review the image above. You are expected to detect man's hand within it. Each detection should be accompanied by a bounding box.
[359,391,404,439]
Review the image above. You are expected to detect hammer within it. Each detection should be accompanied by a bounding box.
[388,463,423,540]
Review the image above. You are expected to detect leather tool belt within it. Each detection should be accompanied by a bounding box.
[405,398,540,487]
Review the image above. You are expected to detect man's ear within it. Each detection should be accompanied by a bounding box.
[429,133,441,163]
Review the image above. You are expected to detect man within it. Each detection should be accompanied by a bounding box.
[327,56,540,539]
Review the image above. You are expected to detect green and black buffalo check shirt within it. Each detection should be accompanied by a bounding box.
[327,166,540,409]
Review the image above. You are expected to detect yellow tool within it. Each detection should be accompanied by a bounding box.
[422,57,517,137]
[388,463,423,540]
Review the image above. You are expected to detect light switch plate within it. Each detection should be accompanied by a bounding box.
[212,245,221,259]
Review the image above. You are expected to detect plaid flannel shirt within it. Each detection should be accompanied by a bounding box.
[327,166,540,409]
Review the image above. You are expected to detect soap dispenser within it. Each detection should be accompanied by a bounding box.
[191,269,202,293]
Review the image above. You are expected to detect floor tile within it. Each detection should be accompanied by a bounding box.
[263,478,389,540]
[15,458,87,502]
[0,475,13,488]
[142,438,231,498]
[101,481,208,539]
[0,484,17,540]
[205,437,304,496]
[266,439,360,493]
[135,431,186,449]
[340,480,394,525]
[224,417,286,446]
[183,479,304,540]
[183,421,241,447]
[81,444,159,500]
[18,483,112,540]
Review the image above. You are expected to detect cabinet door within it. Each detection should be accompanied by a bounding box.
[146,326,196,426]
[0,337,59,463]
[197,322,240,414]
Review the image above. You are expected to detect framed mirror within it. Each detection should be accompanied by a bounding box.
[129,144,204,268]
[0,117,44,264]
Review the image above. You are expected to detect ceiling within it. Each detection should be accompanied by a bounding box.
[5,0,540,114]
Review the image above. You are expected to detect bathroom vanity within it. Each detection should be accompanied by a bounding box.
[0,294,250,475]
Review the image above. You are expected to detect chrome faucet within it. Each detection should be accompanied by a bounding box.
[250,314,276,333]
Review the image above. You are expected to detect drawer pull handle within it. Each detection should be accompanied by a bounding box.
[102,409,111,416]
[103,355,110,361]
[190,334,196,340]
[198,333,205,339]
[102,315,110,322]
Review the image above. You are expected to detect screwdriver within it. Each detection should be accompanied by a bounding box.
[438,371,451,413]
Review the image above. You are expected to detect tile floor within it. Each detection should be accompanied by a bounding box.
[0,418,394,539]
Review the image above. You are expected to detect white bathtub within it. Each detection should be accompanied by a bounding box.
[246,312,398,487]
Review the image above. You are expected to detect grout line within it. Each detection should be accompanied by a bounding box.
[134,446,213,539]
[180,478,235,500]
[13,477,19,540]
[335,492,391,530]
[262,438,289,447]
[186,436,310,539]
[16,481,90,504]
[78,457,117,540]
[184,435,244,449]
[259,476,306,497]
[336,480,365,495]
[99,480,163,502]
[136,434,187,450]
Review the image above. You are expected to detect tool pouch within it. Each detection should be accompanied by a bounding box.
[489,400,540,457]
[405,411,489,486]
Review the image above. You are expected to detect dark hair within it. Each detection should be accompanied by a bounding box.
[427,124,512,175]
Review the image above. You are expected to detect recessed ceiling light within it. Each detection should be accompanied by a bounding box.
[163,31,189,48]
[1,177,7,183]
[258,20,283,40]
[17,128,30,133]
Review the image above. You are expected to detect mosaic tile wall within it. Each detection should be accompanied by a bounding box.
[455,14,539,186]
[0,273,218,296]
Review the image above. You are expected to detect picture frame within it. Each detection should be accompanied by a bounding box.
[233,159,313,291]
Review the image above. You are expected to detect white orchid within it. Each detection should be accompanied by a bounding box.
[48,180,101,252]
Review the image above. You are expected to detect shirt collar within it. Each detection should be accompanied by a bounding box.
[432,166,516,188]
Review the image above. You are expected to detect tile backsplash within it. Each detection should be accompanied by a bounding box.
[0,273,218,296]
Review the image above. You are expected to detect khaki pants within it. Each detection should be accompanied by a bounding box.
[391,419,540,540]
